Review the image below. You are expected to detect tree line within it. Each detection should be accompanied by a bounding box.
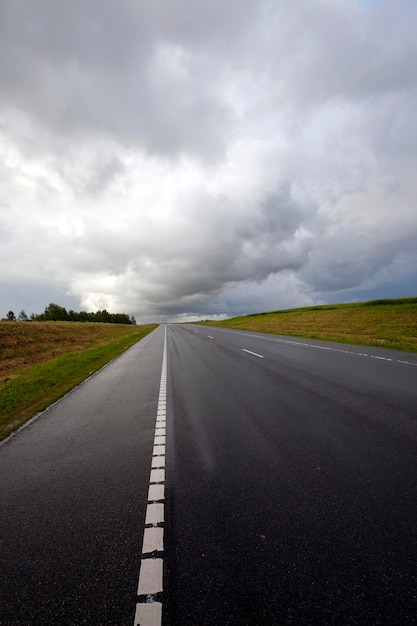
[3,303,136,325]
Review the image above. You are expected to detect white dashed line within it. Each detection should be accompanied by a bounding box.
[204,327,417,368]
[142,527,164,554]
[146,503,165,525]
[151,456,165,468]
[150,468,164,482]
[148,484,165,501]
[137,558,164,595]
[134,326,167,626]
[242,348,264,359]
[134,602,162,626]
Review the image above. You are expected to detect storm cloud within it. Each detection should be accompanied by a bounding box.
[1,0,416,321]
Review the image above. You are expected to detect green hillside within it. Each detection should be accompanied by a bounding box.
[203,298,417,353]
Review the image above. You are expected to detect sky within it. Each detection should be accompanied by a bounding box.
[1,0,416,323]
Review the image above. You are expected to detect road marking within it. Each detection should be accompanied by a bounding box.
[284,341,416,366]
[206,327,417,368]
[137,558,163,595]
[146,503,165,525]
[208,335,214,339]
[242,348,264,359]
[148,484,164,501]
[150,467,165,483]
[134,326,167,626]
[134,602,162,626]
[142,527,164,553]
[151,455,165,468]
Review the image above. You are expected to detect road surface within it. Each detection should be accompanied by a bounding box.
[1,324,417,625]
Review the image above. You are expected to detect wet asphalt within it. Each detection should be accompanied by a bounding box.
[0,326,165,625]
[1,324,417,625]
[164,325,417,625]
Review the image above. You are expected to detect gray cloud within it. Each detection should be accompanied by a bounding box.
[0,0,416,321]
[0,0,237,160]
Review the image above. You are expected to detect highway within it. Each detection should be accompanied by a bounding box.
[1,324,417,624]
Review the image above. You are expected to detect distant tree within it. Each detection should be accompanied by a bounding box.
[42,303,69,321]
[96,309,111,323]
[67,309,77,321]
[18,309,29,321]
[110,313,131,324]
[6,310,16,321]
[28,303,134,325]
[78,310,90,322]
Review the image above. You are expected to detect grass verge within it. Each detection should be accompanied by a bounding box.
[0,324,157,441]
[202,297,417,353]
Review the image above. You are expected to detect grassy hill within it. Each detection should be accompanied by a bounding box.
[0,322,157,440]
[203,297,417,353]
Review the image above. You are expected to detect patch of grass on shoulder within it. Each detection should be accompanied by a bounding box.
[0,321,155,378]
[0,324,156,441]
[202,297,417,353]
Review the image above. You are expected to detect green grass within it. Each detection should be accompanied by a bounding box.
[0,325,157,441]
[202,297,417,353]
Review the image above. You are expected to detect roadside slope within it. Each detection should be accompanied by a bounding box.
[203,298,417,353]
[0,322,157,440]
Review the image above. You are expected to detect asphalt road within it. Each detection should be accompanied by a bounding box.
[1,324,417,625]
[0,326,165,625]
[164,325,417,625]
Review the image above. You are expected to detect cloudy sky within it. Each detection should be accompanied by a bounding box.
[1,0,416,322]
